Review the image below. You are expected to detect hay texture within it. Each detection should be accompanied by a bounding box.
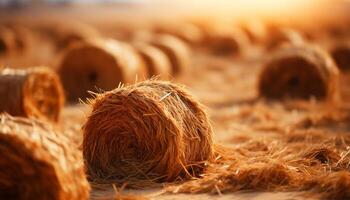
[258,45,340,101]
[83,80,213,184]
[330,41,350,71]
[0,114,90,199]
[169,95,350,200]
[149,34,191,76]
[0,67,64,122]
[134,42,172,80]
[58,38,147,102]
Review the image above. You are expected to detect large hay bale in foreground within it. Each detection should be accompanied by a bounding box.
[0,67,64,121]
[258,45,340,101]
[83,80,213,184]
[149,34,191,76]
[330,41,350,71]
[134,42,172,80]
[0,114,90,200]
[58,39,147,102]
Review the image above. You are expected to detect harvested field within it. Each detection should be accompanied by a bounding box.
[1,1,350,200]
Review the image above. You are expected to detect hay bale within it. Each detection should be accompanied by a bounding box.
[258,45,340,101]
[134,42,172,80]
[58,39,147,102]
[0,114,90,199]
[265,27,305,51]
[0,27,16,56]
[3,24,34,53]
[206,26,249,57]
[149,34,191,76]
[330,41,350,71]
[153,22,204,46]
[0,67,64,122]
[83,80,213,184]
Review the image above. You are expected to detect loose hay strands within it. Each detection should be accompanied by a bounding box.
[133,42,172,80]
[0,67,65,122]
[83,80,213,185]
[58,38,147,102]
[168,129,350,200]
[149,34,191,76]
[0,114,90,199]
[258,44,340,102]
[329,40,350,71]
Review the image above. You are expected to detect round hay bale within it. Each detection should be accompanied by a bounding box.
[330,41,350,71]
[265,28,305,51]
[0,27,16,56]
[134,42,172,80]
[258,45,340,101]
[82,80,213,184]
[58,39,147,102]
[0,114,90,200]
[153,22,204,46]
[206,26,249,57]
[3,25,34,53]
[149,34,191,76]
[0,67,64,122]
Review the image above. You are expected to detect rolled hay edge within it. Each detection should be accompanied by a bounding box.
[258,44,340,103]
[0,114,90,199]
[58,38,147,102]
[82,80,213,185]
[0,67,65,122]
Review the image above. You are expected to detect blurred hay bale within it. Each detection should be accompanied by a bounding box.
[258,44,340,101]
[153,22,205,46]
[58,38,147,102]
[39,21,100,52]
[133,42,172,80]
[83,80,213,184]
[149,34,191,76]
[205,25,250,57]
[0,114,90,199]
[239,19,267,44]
[329,40,350,71]
[0,67,64,122]
[0,27,16,57]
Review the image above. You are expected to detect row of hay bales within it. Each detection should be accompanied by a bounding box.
[0,19,349,200]
[1,19,350,71]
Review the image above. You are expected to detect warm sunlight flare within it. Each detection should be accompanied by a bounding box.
[176,0,320,17]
